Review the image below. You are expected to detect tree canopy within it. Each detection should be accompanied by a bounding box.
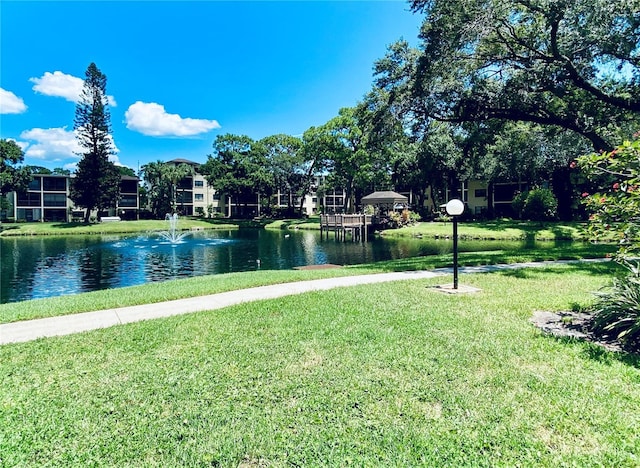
[259,134,312,216]
[141,161,194,217]
[201,134,274,217]
[0,139,32,196]
[375,0,640,151]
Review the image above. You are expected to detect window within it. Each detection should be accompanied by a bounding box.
[119,195,138,207]
[120,180,138,193]
[446,182,468,202]
[494,184,520,202]
[17,192,41,206]
[42,177,66,191]
[28,178,41,190]
[17,208,41,221]
[194,193,204,201]
[177,191,193,203]
[178,177,193,189]
[194,180,204,188]
[43,193,67,207]
[474,189,487,198]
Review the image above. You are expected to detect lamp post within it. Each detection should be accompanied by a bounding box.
[445,199,465,289]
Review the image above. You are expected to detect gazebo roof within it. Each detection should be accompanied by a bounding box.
[361,191,408,206]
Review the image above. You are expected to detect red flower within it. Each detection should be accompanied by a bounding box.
[613,182,620,191]
[600,197,606,204]
[581,192,589,198]
[569,161,577,169]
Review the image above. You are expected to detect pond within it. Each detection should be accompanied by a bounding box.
[1,228,535,304]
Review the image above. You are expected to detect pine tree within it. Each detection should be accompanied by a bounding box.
[69,63,120,222]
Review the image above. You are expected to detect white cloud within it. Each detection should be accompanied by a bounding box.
[0,88,28,114]
[19,127,81,160]
[125,101,220,137]
[18,127,119,162]
[30,71,117,106]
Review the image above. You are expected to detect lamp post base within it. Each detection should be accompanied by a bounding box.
[431,284,482,295]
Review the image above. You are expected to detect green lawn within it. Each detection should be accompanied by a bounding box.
[2,262,639,466]
[0,218,240,236]
[382,220,597,241]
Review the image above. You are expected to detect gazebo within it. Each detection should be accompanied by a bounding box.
[360,191,408,213]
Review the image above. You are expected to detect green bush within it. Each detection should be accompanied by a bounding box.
[512,188,558,221]
[386,209,421,228]
[512,191,527,219]
[590,266,640,352]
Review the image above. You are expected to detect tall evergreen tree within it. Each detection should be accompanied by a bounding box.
[69,63,120,222]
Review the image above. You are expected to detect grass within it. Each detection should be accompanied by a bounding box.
[0,218,240,236]
[0,242,617,324]
[0,217,322,237]
[264,216,321,231]
[382,220,601,241]
[2,262,639,466]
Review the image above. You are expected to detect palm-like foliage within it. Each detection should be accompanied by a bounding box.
[591,270,640,352]
[141,161,193,218]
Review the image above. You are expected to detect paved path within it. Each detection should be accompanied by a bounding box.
[0,259,606,345]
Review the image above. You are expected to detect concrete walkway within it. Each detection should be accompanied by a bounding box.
[0,259,606,345]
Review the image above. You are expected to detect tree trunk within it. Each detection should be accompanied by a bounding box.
[551,167,573,221]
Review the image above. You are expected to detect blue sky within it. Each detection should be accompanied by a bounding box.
[0,1,422,172]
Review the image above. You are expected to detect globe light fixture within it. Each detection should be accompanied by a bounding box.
[445,198,465,216]
[445,199,465,289]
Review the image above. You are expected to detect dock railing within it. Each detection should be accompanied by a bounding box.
[320,214,372,242]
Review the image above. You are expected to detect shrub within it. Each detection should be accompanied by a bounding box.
[511,191,527,219]
[386,210,420,228]
[578,136,640,351]
[590,264,640,352]
[512,188,558,221]
[578,137,640,261]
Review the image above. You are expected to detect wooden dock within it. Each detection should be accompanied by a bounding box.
[320,214,373,242]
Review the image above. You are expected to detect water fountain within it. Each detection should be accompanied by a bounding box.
[157,213,190,244]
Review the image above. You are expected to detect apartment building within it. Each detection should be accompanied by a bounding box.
[9,173,139,222]
[444,180,529,217]
[4,154,526,222]
[165,159,230,217]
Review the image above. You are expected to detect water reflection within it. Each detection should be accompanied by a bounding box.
[1,229,530,304]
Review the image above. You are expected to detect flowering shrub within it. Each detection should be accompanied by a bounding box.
[577,136,640,351]
[577,137,640,261]
[386,209,421,228]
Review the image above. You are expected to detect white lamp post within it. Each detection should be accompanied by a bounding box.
[445,199,465,289]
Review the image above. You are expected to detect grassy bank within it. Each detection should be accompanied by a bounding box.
[0,217,321,237]
[0,218,240,236]
[381,220,597,241]
[264,216,321,230]
[2,262,638,466]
